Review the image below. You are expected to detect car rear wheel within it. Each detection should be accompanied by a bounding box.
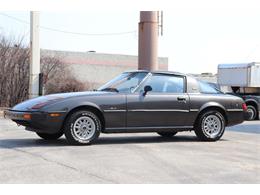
[157,132,177,137]
[194,110,225,141]
[246,105,257,121]
[36,132,63,140]
[64,110,101,145]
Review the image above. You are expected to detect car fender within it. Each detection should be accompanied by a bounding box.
[62,101,105,127]
[42,98,103,113]
[198,102,227,113]
[67,101,104,114]
[193,102,228,125]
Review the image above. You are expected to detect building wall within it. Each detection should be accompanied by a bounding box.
[42,49,168,88]
[69,64,135,87]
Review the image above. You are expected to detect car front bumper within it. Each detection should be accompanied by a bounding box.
[4,109,67,134]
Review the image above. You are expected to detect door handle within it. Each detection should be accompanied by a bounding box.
[177,97,187,102]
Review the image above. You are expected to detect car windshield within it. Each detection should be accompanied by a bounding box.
[98,72,148,93]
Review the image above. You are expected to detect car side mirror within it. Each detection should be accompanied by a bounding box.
[143,85,152,96]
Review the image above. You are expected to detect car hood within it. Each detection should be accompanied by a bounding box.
[11,91,110,111]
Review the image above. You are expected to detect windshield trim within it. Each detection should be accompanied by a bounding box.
[132,72,152,93]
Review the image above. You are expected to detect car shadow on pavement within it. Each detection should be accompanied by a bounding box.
[96,135,198,145]
[0,135,228,149]
[96,135,228,145]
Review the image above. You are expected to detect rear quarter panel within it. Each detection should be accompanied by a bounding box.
[188,93,244,126]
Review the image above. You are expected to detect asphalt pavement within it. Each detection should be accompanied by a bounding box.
[0,117,259,183]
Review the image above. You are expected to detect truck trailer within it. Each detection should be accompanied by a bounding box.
[218,62,260,120]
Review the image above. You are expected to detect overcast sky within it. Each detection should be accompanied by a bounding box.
[0,8,260,74]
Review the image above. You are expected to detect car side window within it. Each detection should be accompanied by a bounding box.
[116,72,148,92]
[198,81,220,94]
[141,74,185,93]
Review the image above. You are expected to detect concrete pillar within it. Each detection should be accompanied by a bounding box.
[29,11,40,98]
[138,11,159,71]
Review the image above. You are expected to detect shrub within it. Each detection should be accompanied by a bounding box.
[0,35,89,107]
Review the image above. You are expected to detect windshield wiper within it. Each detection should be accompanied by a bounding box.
[100,87,119,92]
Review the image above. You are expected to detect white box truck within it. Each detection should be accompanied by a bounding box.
[218,62,260,120]
[218,62,260,87]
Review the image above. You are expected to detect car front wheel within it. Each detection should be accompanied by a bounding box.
[64,110,101,145]
[36,132,63,140]
[194,110,225,141]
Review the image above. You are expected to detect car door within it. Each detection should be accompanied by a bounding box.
[100,72,149,130]
[126,74,191,128]
[100,93,127,129]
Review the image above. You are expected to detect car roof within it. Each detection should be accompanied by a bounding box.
[125,70,186,77]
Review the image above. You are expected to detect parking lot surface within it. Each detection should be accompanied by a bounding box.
[0,117,259,183]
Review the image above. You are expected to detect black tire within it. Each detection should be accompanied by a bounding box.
[157,132,177,137]
[194,110,225,141]
[64,110,101,145]
[36,132,63,140]
[246,105,257,121]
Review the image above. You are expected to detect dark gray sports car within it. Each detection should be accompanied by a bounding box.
[4,70,247,145]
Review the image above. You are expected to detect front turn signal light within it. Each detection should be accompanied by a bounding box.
[49,113,61,117]
[23,114,31,120]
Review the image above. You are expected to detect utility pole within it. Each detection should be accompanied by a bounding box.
[29,11,40,99]
[138,11,159,71]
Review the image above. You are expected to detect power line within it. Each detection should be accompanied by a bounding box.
[0,13,137,36]
[39,26,136,36]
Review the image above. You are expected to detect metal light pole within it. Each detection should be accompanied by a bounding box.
[138,11,159,71]
[29,11,40,99]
